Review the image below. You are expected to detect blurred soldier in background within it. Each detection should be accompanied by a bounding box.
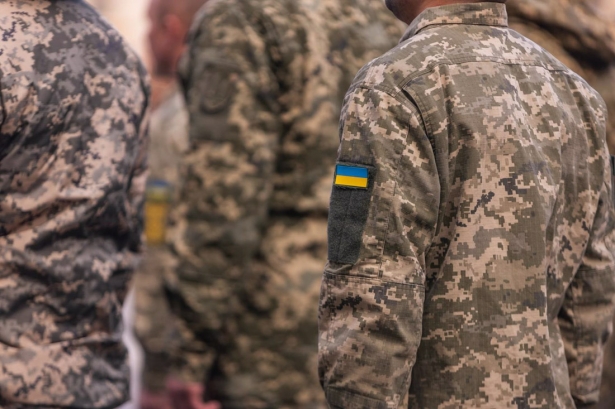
[0,1,149,408]
[162,0,404,407]
[135,1,207,408]
[505,2,615,407]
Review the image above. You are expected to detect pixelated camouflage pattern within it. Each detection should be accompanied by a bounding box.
[505,2,615,406]
[134,87,188,391]
[162,0,404,407]
[319,3,615,409]
[0,1,149,407]
[507,0,615,155]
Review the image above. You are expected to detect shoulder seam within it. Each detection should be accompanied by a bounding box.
[401,57,569,89]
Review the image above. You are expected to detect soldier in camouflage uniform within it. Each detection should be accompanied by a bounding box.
[134,1,206,408]
[0,1,149,408]
[136,86,187,408]
[162,0,404,407]
[319,1,615,408]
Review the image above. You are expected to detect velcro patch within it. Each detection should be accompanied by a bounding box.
[334,164,369,189]
[328,163,375,264]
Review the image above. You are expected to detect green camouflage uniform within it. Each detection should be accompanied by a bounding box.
[0,1,149,408]
[134,87,188,392]
[163,0,404,407]
[319,3,615,409]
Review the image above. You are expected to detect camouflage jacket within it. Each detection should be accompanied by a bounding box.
[507,0,615,154]
[164,0,403,407]
[319,3,615,409]
[0,1,149,407]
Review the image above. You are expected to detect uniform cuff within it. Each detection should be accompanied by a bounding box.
[171,349,216,384]
[142,352,172,391]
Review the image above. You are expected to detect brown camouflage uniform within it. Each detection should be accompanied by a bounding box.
[162,0,404,407]
[0,1,149,408]
[134,86,188,392]
[507,0,615,155]
[319,3,615,409]
[504,2,615,407]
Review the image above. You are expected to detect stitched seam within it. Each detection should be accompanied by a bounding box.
[398,86,440,276]
[413,21,508,36]
[378,117,413,279]
[326,387,386,409]
[345,88,434,281]
[354,58,572,97]
[399,58,571,90]
[324,271,424,289]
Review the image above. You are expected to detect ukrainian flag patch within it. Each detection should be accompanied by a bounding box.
[334,164,369,189]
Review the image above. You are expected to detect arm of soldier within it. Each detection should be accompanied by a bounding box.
[559,157,615,407]
[163,2,281,384]
[319,86,439,409]
[165,281,217,385]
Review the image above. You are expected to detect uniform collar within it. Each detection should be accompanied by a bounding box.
[401,2,509,42]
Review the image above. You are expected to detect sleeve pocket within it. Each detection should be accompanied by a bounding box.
[327,164,375,264]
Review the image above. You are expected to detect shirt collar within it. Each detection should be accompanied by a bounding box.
[401,2,509,42]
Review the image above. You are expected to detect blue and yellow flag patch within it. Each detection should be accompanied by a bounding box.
[334,164,369,189]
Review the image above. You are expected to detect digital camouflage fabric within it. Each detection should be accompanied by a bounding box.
[163,0,404,407]
[319,3,615,409]
[134,86,188,392]
[505,2,615,407]
[0,1,149,408]
[507,0,615,155]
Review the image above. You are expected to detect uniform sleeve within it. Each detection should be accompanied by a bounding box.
[127,104,149,253]
[559,157,615,407]
[319,86,440,409]
[163,4,281,383]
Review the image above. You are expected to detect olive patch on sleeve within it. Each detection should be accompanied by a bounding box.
[199,66,236,113]
[328,163,375,264]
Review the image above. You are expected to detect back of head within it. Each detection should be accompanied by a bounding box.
[148,0,209,76]
[159,0,209,26]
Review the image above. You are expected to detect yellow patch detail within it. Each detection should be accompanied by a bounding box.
[335,175,368,188]
[145,202,169,245]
